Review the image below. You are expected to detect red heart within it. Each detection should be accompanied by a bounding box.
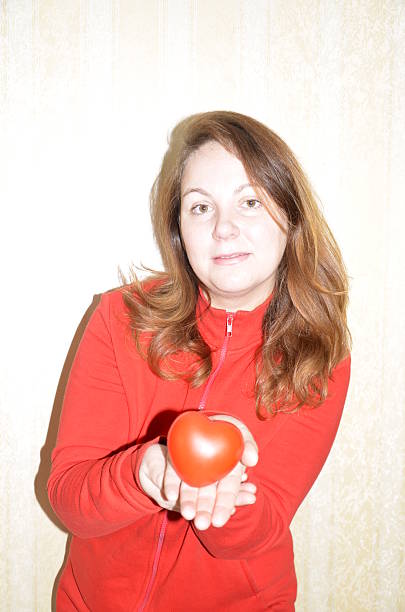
[167,411,244,487]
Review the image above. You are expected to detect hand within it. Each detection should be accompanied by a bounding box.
[138,414,258,530]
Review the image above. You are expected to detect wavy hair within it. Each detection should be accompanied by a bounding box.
[123,111,350,417]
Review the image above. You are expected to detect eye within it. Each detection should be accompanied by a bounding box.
[191,203,212,215]
[242,199,262,209]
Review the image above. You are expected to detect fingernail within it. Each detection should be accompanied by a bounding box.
[166,489,177,501]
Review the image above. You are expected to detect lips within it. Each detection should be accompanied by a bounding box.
[213,252,250,265]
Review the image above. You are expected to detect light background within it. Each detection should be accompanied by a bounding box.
[1,1,404,610]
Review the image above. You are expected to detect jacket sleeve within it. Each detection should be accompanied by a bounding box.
[191,355,351,559]
[47,294,161,539]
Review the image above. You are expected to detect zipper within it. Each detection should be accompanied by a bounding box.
[198,313,234,411]
[137,511,168,612]
[137,312,234,610]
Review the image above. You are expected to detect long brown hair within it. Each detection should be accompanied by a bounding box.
[123,111,350,417]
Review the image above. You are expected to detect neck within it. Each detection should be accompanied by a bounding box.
[201,288,274,312]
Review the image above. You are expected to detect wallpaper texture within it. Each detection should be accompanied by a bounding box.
[0,1,404,610]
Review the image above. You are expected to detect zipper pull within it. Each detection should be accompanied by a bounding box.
[226,313,234,337]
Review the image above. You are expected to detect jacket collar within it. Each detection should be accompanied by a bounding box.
[196,289,273,352]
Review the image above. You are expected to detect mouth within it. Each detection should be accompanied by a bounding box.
[212,252,250,265]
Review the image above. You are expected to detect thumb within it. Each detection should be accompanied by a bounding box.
[241,439,258,467]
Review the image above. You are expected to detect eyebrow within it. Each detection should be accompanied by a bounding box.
[181,183,254,199]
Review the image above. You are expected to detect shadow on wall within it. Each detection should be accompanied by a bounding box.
[34,294,101,610]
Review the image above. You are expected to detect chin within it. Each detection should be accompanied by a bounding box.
[212,281,250,292]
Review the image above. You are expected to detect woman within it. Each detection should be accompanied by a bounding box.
[48,111,351,611]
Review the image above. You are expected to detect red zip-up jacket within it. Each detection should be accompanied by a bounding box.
[48,288,350,611]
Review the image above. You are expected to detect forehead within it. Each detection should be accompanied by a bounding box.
[181,141,248,188]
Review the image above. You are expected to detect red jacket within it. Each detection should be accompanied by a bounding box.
[48,288,350,611]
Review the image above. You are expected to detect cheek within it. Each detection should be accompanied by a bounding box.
[180,219,192,252]
[255,223,286,255]
[181,223,207,267]
[275,228,288,254]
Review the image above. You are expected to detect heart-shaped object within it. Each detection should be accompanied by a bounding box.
[167,411,244,487]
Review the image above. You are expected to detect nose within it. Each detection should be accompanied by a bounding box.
[212,209,240,241]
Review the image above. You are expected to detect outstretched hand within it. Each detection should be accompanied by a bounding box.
[139,414,258,530]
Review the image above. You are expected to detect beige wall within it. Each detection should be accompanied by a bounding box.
[1,1,404,610]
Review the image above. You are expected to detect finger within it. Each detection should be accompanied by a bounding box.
[163,458,182,503]
[233,481,256,508]
[179,481,199,521]
[139,445,178,511]
[211,471,241,528]
[234,490,256,507]
[239,481,256,494]
[193,483,218,531]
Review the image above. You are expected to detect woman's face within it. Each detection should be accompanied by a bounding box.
[180,141,288,311]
